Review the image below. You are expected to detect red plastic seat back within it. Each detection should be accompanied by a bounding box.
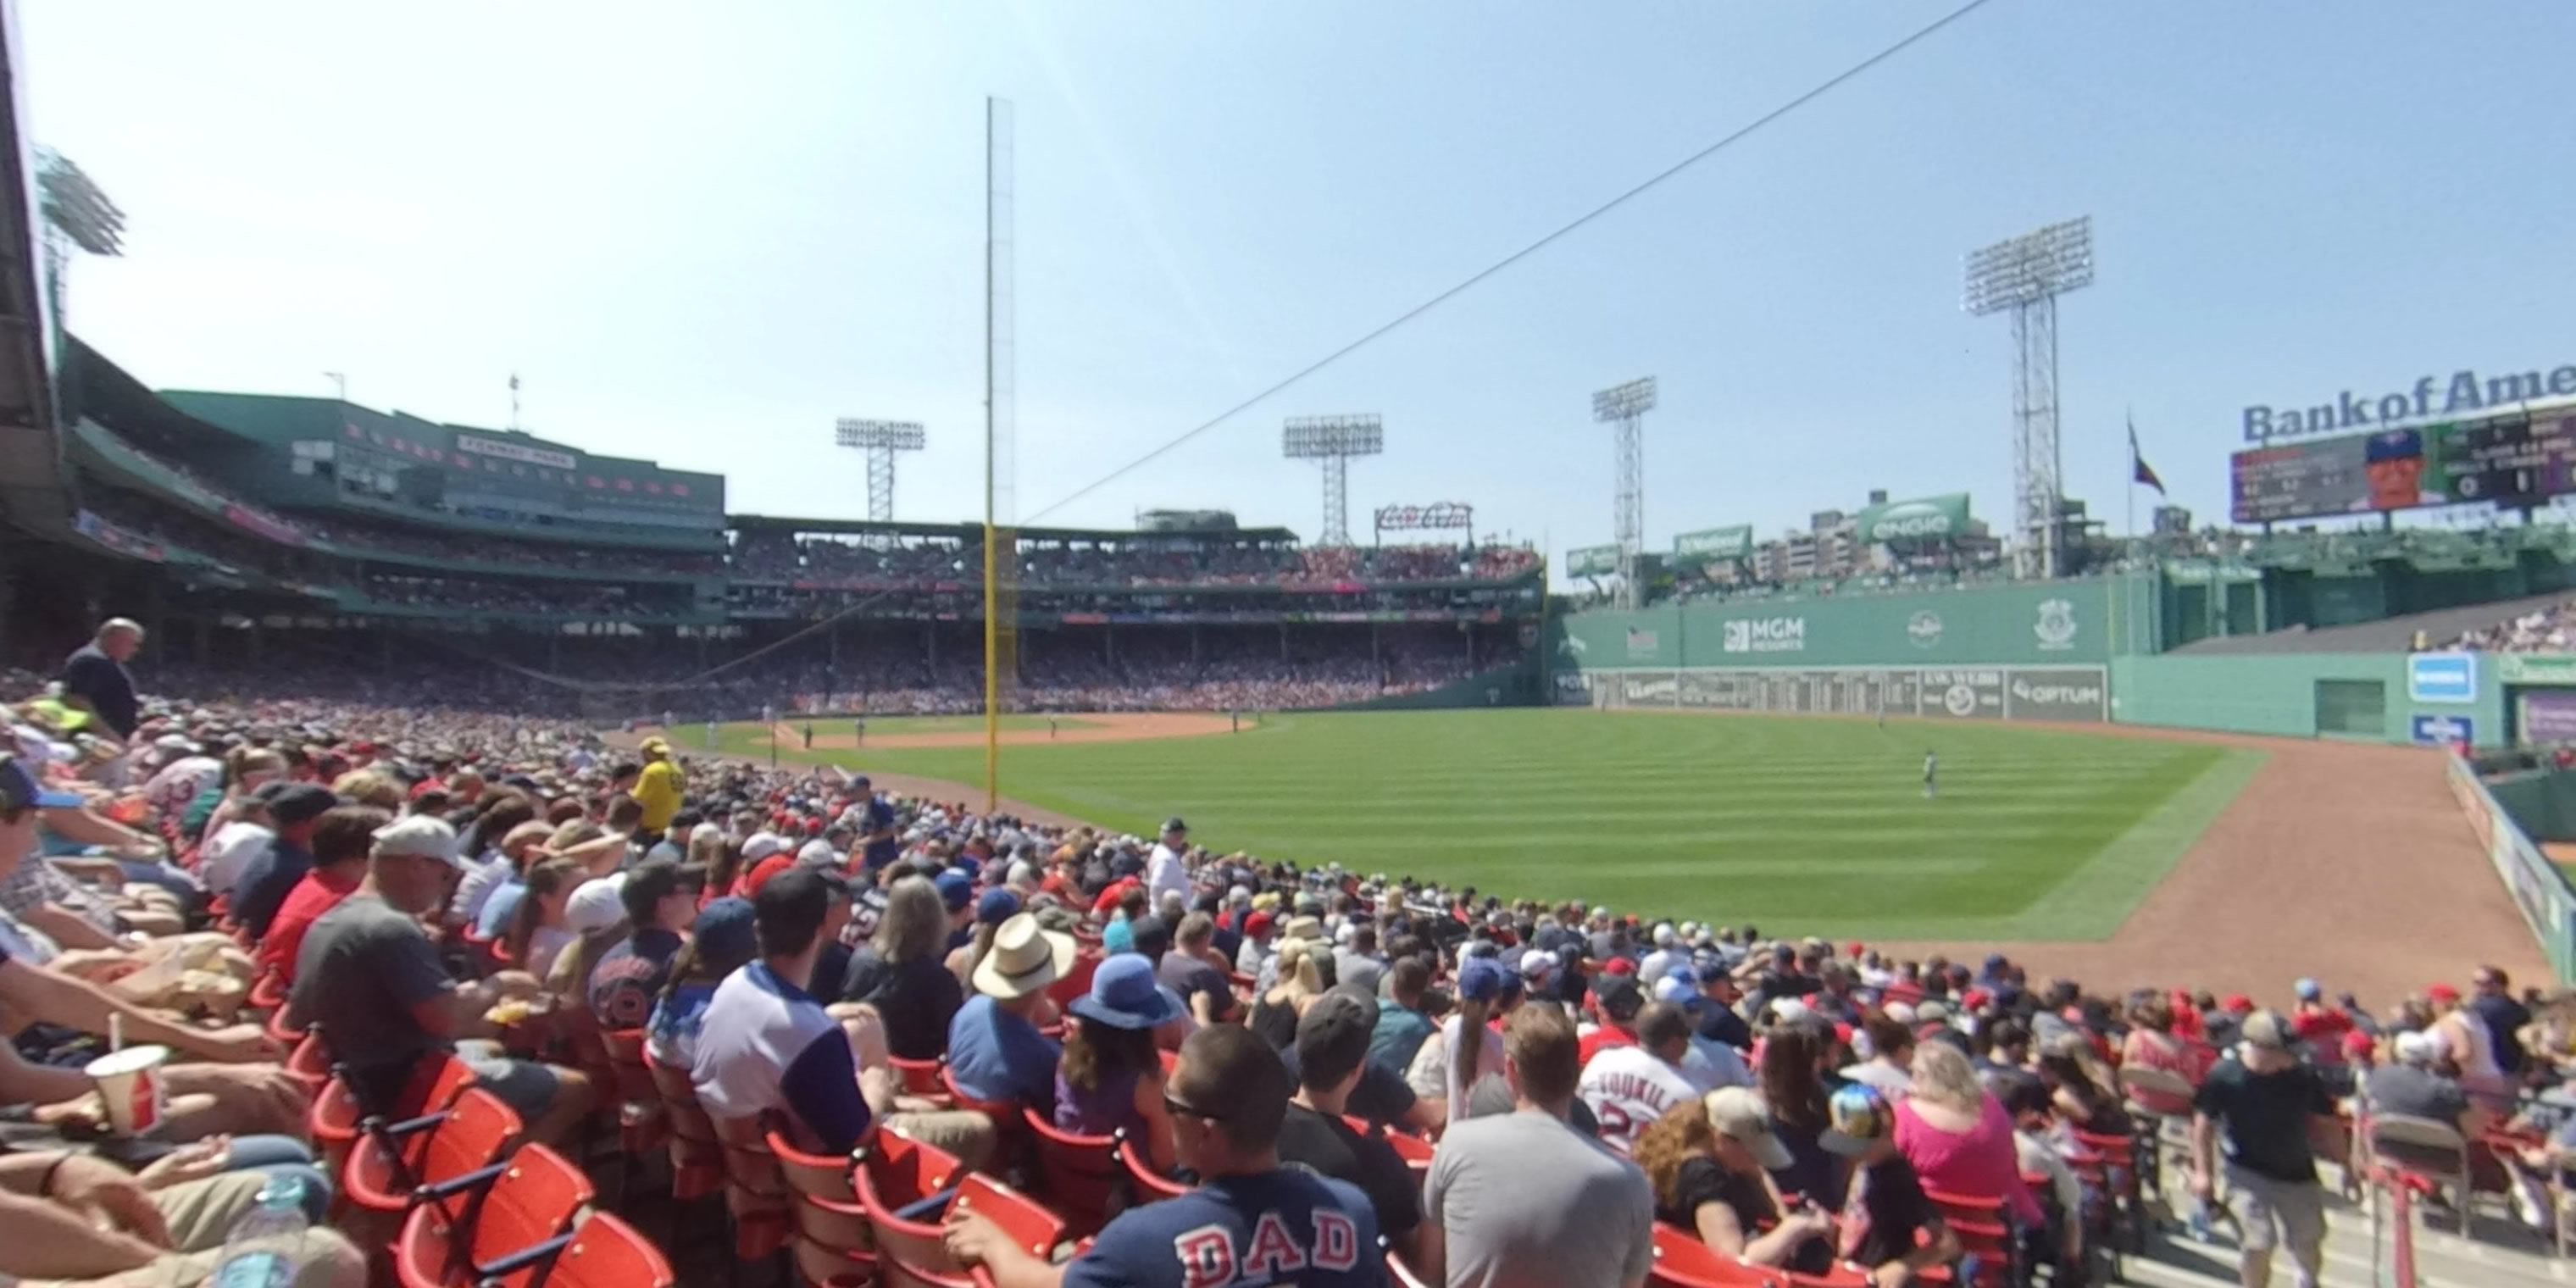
[421,1088,526,1192]
[285,1032,335,1098]
[859,1128,967,1276]
[392,1053,480,1122]
[549,1211,675,1288]
[1119,1136,1189,1203]
[1649,1223,1785,1287]
[952,1173,1065,1263]
[1044,952,1101,1011]
[890,1057,946,1097]
[600,1029,662,1110]
[1021,1107,1119,1230]
[472,1143,595,1265]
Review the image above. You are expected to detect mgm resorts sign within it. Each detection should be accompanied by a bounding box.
[2242,360,2576,441]
[1721,616,1806,654]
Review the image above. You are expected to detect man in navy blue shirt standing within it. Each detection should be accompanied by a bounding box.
[947,1024,1385,1288]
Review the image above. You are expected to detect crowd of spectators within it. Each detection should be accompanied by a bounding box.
[731,530,1539,590]
[2446,601,2576,653]
[7,613,2568,1288]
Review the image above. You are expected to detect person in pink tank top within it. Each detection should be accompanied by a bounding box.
[1892,1043,2044,1229]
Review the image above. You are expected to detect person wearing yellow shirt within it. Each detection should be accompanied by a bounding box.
[632,737,684,838]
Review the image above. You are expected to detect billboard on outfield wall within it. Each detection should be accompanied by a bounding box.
[1853,493,1973,544]
[1596,664,2108,722]
[1554,580,2112,671]
[2446,754,2576,981]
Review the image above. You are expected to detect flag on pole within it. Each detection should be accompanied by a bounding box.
[2129,416,2166,495]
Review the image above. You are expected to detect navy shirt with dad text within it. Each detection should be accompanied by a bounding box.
[1063,1169,1384,1288]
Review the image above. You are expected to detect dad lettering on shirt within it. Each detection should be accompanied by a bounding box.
[1169,1207,1363,1287]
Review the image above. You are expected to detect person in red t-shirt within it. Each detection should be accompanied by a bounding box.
[264,803,394,983]
[2288,978,2355,1063]
[1580,974,1646,1063]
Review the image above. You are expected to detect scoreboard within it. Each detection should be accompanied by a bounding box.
[2231,407,2576,523]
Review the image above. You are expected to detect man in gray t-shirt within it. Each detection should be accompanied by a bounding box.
[1421,1005,1652,1288]
[293,894,453,1109]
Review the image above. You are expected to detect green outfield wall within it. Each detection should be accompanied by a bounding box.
[2107,652,2501,747]
[1551,579,2158,673]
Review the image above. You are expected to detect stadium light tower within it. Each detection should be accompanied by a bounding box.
[1963,217,2094,581]
[1593,376,1657,610]
[834,418,927,523]
[1282,414,1383,547]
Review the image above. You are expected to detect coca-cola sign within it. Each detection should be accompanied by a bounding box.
[1373,502,1474,531]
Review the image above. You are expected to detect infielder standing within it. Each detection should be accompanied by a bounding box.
[1924,749,1939,800]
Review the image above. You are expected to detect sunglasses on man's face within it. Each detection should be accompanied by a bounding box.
[1163,1092,1227,1123]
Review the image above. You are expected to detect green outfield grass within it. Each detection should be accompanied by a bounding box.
[702,710,2262,941]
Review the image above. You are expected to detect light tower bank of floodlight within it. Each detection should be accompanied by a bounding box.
[1282,414,1384,547]
[835,419,927,523]
[1963,217,2094,581]
[1592,376,1657,611]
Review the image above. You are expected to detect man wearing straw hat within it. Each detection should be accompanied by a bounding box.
[947,913,1078,1109]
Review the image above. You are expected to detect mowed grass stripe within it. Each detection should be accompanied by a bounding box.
[713,709,2240,940]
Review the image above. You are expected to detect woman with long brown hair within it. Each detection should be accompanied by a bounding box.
[1758,1019,1840,1204]
[504,858,582,977]
[1405,957,1510,1125]
[1633,1093,1831,1269]
[1053,954,1180,1172]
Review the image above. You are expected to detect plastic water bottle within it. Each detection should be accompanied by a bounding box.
[209,1174,309,1288]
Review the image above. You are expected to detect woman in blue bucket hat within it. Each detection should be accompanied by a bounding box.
[1055,954,1186,1171]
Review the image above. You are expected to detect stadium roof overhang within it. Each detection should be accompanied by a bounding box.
[727,514,1300,543]
[0,8,64,541]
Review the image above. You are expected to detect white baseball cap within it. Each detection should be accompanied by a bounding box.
[373,815,464,869]
[742,834,788,863]
[566,874,629,934]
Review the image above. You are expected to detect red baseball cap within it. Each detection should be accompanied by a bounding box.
[2222,993,2255,1014]
[1962,987,1991,1010]
[2340,1030,2375,1058]
[1602,958,1636,977]
[2427,984,2462,1003]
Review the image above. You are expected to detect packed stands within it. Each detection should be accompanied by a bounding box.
[1,619,2568,1288]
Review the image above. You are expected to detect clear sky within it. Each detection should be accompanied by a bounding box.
[21,1,2576,572]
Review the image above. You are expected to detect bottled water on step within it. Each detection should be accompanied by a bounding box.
[211,1174,309,1288]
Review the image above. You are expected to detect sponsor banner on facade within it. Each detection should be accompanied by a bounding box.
[1673,525,1753,561]
[2411,713,2478,747]
[2004,667,2111,721]
[1853,493,1971,544]
[1608,664,2106,724]
[2523,690,2576,742]
[454,432,579,471]
[2408,652,2479,703]
[1721,616,1806,654]
[1566,546,1621,577]
[2501,655,2576,686]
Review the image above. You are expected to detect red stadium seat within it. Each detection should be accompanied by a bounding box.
[1020,1107,1119,1234]
[343,1087,525,1228]
[1118,1134,1189,1203]
[641,1044,725,1203]
[709,1111,793,1259]
[858,1128,969,1288]
[547,1212,676,1288]
[1649,1223,1785,1287]
[392,1144,594,1288]
[766,1120,880,1288]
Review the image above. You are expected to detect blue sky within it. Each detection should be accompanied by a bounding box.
[21,1,2576,573]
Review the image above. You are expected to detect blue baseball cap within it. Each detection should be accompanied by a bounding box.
[975,887,1022,926]
[0,757,86,812]
[934,869,974,912]
[693,897,758,964]
[1655,967,1705,1013]
[1457,958,1509,1003]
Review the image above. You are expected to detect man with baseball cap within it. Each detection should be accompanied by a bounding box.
[289,812,597,1147]
[587,857,706,1030]
[229,781,339,941]
[1145,816,1191,910]
[630,737,682,839]
[2190,1010,2340,1288]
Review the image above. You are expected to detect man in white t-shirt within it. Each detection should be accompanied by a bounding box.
[1577,1002,1703,1154]
[200,797,277,898]
[1145,816,1191,908]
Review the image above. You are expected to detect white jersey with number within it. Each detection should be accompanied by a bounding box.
[1578,1045,1701,1154]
